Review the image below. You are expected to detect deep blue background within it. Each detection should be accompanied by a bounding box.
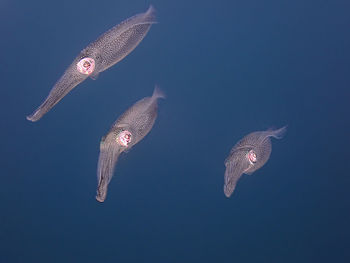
[1,0,349,262]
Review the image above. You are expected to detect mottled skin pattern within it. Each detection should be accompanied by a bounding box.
[224,126,287,197]
[27,6,156,122]
[96,87,165,202]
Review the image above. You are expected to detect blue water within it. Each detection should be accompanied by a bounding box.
[1,0,349,262]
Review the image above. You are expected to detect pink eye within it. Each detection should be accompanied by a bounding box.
[247,150,257,164]
[116,130,132,146]
[76,57,95,75]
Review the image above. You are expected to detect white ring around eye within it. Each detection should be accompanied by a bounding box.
[76,57,95,75]
[116,130,132,147]
[247,150,257,164]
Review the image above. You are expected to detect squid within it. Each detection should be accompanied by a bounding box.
[224,126,287,197]
[27,6,156,122]
[96,87,165,202]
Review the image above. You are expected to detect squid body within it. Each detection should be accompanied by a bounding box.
[27,6,156,121]
[96,87,164,202]
[224,126,287,197]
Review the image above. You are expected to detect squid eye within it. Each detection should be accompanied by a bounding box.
[77,57,95,75]
[247,150,257,164]
[83,61,90,68]
[116,130,132,147]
